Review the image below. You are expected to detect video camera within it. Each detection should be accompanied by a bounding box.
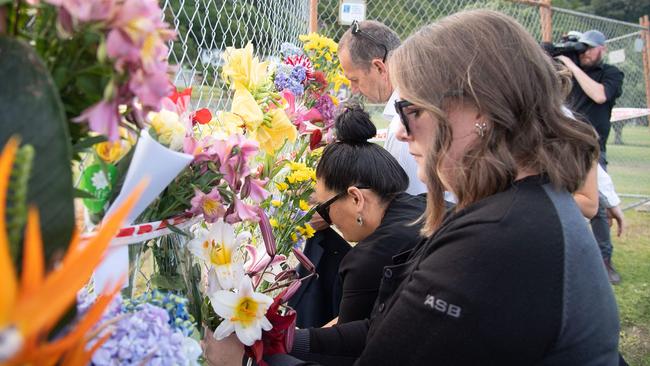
[541,32,588,65]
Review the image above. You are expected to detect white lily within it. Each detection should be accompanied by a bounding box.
[188,219,249,289]
[210,276,273,346]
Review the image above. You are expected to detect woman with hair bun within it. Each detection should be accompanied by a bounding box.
[312,103,426,324]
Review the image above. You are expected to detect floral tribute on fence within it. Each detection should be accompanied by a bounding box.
[2,0,349,363]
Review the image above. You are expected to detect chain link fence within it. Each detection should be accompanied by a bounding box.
[161,0,650,198]
[161,0,310,111]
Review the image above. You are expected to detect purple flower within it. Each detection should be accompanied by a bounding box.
[90,303,194,365]
[274,72,291,92]
[73,99,121,141]
[316,94,337,128]
[189,187,225,223]
[291,65,307,83]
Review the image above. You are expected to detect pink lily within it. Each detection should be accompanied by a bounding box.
[128,68,172,110]
[241,177,269,203]
[225,198,260,224]
[73,99,121,141]
[281,90,322,134]
[257,209,276,257]
[244,244,286,287]
[189,187,225,223]
[108,0,175,73]
[213,135,259,189]
[183,136,216,163]
[61,0,115,22]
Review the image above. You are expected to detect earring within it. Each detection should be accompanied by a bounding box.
[356,216,363,226]
[475,122,488,138]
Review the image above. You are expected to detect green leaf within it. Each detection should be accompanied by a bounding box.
[167,223,190,238]
[151,273,185,290]
[72,135,107,153]
[73,188,96,199]
[0,36,75,263]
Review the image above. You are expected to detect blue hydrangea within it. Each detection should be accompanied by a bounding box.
[77,289,201,366]
[280,42,303,58]
[275,72,304,96]
[291,65,307,83]
[124,290,196,337]
[90,303,197,366]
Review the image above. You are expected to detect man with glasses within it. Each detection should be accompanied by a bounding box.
[556,29,625,284]
[338,20,427,196]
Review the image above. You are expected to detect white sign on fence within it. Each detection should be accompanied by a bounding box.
[608,49,626,64]
[339,0,366,25]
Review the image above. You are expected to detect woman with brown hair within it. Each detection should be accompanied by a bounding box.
[204,9,620,365]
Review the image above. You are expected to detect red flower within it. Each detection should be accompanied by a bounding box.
[309,129,322,150]
[170,87,192,104]
[311,71,328,93]
[191,108,212,125]
[285,55,314,80]
[245,293,298,366]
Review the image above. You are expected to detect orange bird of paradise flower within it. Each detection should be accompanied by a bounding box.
[0,137,147,365]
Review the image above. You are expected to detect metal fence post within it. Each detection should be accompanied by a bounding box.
[310,0,319,33]
[636,15,650,202]
[540,0,552,42]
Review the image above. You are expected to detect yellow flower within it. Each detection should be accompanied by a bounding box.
[332,73,350,93]
[303,223,315,238]
[271,200,282,207]
[149,109,187,151]
[94,128,135,163]
[276,182,288,192]
[269,218,278,228]
[290,232,298,243]
[210,111,245,139]
[329,94,339,106]
[289,162,308,171]
[309,147,324,158]
[299,200,310,211]
[324,52,332,62]
[231,86,264,131]
[221,42,269,90]
[253,108,297,154]
[286,164,316,185]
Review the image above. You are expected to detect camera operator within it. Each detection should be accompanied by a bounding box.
[556,29,625,284]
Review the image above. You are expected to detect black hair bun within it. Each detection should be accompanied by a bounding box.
[335,103,377,144]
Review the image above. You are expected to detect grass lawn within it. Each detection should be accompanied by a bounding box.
[606,125,650,196]
[613,208,650,365]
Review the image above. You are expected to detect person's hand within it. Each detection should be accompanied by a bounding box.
[201,327,245,366]
[309,212,330,231]
[606,205,625,237]
[323,316,339,327]
[555,55,576,70]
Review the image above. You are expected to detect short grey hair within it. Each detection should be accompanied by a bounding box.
[339,20,401,69]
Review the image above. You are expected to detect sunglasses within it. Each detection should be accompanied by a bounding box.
[394,99,414,135]
[315,185,371,225]
[394,90,465,135]
[351,20,388,63]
